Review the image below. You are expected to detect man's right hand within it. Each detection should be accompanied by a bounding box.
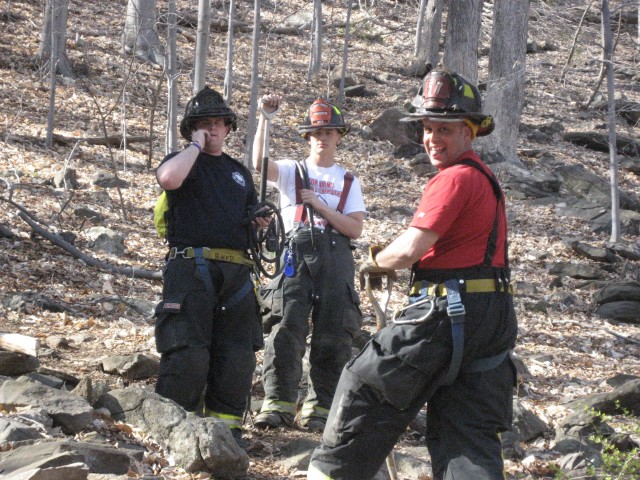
[259,94,282,116]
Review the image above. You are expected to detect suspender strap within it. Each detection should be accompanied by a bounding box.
[193,247,215,293]
[442,279,465,386]
[458,159,507,267]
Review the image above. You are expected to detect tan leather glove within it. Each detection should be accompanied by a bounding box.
[358,245,398,290]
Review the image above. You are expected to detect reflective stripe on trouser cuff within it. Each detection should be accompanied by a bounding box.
[203,408,243,430]
[300,403,330,421]
[259,398,296,415]
[307,464,333,480]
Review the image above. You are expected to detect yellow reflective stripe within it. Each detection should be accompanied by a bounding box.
[410,279,515,297]
[307,464,333,480]
[300,403,330,420]
[202,409,243,429]
[260,399,296,415]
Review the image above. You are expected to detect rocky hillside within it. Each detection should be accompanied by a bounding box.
[0,1,639,479]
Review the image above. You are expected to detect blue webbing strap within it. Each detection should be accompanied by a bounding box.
[443,279,465,386]
[222,280,253,310]
[468,349,510,373]
[193,247,215,293]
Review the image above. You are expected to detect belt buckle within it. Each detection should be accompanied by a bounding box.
[168,248,178,259]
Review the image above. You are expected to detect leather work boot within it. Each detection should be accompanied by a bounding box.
[254,411,294,430]
[300,418,326,433]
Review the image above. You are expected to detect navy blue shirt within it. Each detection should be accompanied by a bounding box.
[160,151,257,250]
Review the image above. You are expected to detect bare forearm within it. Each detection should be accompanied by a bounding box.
[313,204,364,239]
[157,145,200,190]
[375,227,439,270]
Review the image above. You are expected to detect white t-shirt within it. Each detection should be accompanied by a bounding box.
[271,159,366,233]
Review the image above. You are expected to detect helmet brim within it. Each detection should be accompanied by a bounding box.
[297,125,351,138]
[399,111,494,137]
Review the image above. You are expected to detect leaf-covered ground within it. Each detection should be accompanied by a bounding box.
[1,1,639,478]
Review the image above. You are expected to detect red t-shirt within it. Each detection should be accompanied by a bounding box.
[409,152,508,270]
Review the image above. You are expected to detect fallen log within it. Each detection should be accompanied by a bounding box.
[0,332,40,356]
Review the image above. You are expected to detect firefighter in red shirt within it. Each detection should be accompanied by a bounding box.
[308,69,518,480]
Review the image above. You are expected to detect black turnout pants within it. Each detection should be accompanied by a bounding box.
[260,229,362,420]
[308,289,517,480]
[155,257,263,418]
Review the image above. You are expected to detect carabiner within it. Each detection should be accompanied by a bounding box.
[391,296,436,325]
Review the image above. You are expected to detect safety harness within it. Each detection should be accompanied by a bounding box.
[398,158,512,385]
[167,246,254,310]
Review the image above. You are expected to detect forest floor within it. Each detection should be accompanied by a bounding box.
[1,0,639,478]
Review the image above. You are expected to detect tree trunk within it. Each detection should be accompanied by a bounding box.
[224,0,237,103]
[443,0,483,83]
[602,0,620,243]
[45,0,60,148]
[307,0,323,81]
[243,0,261,167]
[38,0,73,77]
[415,0,443,70]
[123,0,164,66]
[193,0,211,94]
[476,0,529,164]
[165,0,178,154]
[337,0,353,105]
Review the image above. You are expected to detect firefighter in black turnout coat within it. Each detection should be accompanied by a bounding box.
[154,86,265,449]
[308,70,518,480]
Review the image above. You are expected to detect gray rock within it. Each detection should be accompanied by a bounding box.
[95,387,248,477]
[547,262,607,280]
[0,418,45,443]
[0,377,92,434]
[595,280,640,304]
[73,207,104,225]
[596,300,640,323]
[367,107,422,147]
[512,400,548,442]
[100,354,158,380]
[90,172,128,189]
[554,164,640,212]
[85,227,125,256]
[54,169,79,190]
[0,440,130,475]
[0,351,40,376]
[566,240,617,263]
[9,460,90,480]
[565,379,640,417]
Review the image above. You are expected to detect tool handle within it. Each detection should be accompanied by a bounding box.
[364,272,394,331]
[258,98,279,119]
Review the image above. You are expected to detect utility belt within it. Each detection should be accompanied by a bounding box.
[394,277,513,385]
[168,247,255,267]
